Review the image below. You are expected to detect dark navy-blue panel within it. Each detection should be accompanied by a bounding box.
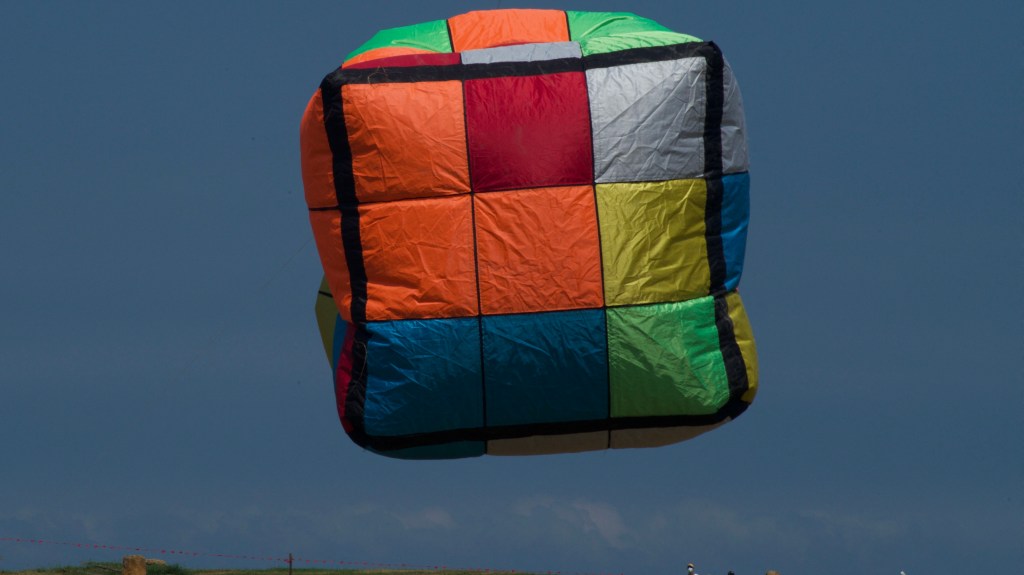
[482,309,608,426]
[720,172,750,291]
[363,317,483,437]
[331,316,348,372]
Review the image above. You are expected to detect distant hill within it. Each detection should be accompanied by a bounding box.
[0,563,530,575]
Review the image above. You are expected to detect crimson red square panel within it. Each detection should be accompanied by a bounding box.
[464,72,593,192]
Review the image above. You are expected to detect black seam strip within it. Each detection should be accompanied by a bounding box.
[320,74,368,325]
[714,294,749,404]
[702,42,727,293]
[334,42,712,86]
[459,74,489,445]
[575,51,612,450]
[358,397,750,452]
[341,57,585,84]
[359,289,739,324]
[697,45,748,406]
[308,170,751,210]
[583,42,710,70]
[320,72,371,446]
[705,177,727,291]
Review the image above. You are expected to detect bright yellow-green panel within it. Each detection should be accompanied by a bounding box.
[596,179,710,306]
[726,290,759,402]
[315,277,338,366]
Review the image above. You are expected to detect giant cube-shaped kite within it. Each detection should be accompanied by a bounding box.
[303,9,758,459]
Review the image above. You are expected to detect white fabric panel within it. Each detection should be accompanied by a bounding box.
[721,57,749,174]
[461,41,582,64]
[588,57,706,183]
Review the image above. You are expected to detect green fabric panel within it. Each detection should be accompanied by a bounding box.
[607,297,730,417]
[567,11,674,38]
[345,19,452,61]
[566,11,701,56]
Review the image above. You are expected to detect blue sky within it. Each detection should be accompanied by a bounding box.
[1,1,1021,574]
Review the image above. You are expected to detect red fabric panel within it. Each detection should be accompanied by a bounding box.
[342,47,435,68]
[334,324,356,434]
[465,72,593,192]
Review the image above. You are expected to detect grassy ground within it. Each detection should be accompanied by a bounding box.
[0,563,527,575]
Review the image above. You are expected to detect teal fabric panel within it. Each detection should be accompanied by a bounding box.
[363,318,483,437]
[483,310,608,426]
[721,172,750,291]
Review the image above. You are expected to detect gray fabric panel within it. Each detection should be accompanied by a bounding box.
[588,57,706,183]
[721,58,749,174]
[460,41,582,64]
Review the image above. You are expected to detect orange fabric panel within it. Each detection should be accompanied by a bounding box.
[342,47,435,68]
[448,9,569,52]
[300,91,337,210]
[342,81,471,203]
[360,196,478,321]
[475,186,603,315]
[308,210,352,323]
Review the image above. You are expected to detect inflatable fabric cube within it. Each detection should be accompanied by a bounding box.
[303,9,758,459]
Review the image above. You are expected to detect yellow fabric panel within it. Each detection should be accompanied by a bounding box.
[596,179,710,306]
[314,278,338,366]
[611,422,724,449]
[487,431,608,455]
[726,291,759,402]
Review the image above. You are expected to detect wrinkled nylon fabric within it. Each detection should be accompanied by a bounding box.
[588,57,707,183]
[344,19,452,63]
[566,11,701,56]
[304,9,757,459]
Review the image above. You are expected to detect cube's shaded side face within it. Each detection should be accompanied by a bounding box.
[303,9,755,459]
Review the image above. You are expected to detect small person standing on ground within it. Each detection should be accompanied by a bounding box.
[687,563,697,575]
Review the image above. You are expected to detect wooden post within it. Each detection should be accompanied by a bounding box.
[288,552,293,575]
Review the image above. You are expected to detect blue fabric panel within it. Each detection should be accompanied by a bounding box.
[363,317,483,437]
[483,309,608,426]
[373,441,485,460]
[720,172,750,291]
